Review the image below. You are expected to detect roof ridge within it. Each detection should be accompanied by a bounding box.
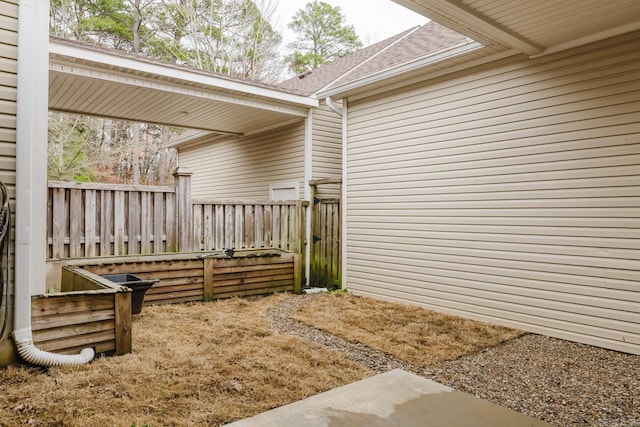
[314,25,423,96]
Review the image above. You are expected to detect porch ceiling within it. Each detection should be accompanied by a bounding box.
[48,38,317,135]
[394,0,640,56]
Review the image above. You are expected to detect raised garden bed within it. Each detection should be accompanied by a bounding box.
[41,249,302,356]
[50,249,302,305]
[32,266,132,356]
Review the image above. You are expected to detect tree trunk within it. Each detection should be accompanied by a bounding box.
[131,122,141,185]
[159,126,170,185]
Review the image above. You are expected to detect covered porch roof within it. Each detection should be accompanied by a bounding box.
[48,37,318,136]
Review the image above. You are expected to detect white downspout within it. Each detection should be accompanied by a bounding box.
[325,96,343,117]
[12,0,94,366]
[304,109,313,286]
[340,99,348,290]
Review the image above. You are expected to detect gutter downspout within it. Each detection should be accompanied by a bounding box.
[325,96,343,117]
[12,0,94,366]
[304,109,313,287]
[340,99,348,290]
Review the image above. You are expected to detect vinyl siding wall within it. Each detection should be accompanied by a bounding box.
[345,31,640,354]
[0,1,16,186]
[0,0,17,363]
[312,101,342,198]
[179,120,306,200]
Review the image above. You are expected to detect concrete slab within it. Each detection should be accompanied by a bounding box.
[224,369,552,427]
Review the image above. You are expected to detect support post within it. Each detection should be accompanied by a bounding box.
[114,292,132,355]
[173,167,193,252]
[203,257,215,301]
[293,253,302,294]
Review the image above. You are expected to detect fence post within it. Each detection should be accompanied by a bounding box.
[174,167,193,252]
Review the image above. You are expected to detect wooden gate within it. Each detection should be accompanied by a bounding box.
[309,179,341,289]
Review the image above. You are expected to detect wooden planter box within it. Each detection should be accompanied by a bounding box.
[73,249,301,305]
[202,250,302,300]
[32,266,132,356]
[41,249,300,357]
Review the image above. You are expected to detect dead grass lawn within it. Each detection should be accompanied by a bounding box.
[293,292,525,367]
[0,292,524,426]
[0,295,369,426]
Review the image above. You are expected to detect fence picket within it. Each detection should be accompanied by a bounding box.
[193,205,203,251]
[153,192,164,253]
[244,204,254,249]
[165,192,176,252]
[52,188,66,259]
[113,191,125,256]
[85,190,97,257]
[272,206,280,249]
[100,191,112,256]
[140,192,151,254]
[203,204,214,251]
[128,191,140,255]
[215,205,224,250]
[224,205,234,249]
[254,207,264,248]
[69,189,83,258]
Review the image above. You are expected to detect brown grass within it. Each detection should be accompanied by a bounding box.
[0,292,524,426]
[0,295,369,426]
[292,292,525,367]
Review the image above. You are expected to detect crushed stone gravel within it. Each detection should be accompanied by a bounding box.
[266,294,640,427]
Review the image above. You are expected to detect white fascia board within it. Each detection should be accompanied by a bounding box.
[49,41,319,109]
[317,40,484,98]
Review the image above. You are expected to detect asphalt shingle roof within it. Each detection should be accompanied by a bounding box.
[277,21,467,96]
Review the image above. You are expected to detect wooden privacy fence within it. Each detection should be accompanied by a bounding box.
[192,200,308,254]
[47,170,308,261]
[48,181,177,259]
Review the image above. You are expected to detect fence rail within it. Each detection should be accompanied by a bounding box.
[192,200,308,254]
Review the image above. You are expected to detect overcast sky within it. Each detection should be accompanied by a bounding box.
[272,0,429,48]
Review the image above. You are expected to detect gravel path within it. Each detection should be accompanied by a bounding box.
[266,294,640,427]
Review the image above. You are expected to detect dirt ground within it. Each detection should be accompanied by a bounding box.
[0,292,526,426]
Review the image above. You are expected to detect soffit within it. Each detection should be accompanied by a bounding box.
[49,38,316,135]
[394,0,640,56]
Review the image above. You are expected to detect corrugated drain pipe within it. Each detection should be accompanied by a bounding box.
[11,0,94,367]
[12,330,95,367]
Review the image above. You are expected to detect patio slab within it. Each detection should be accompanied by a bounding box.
[224,369,552,427]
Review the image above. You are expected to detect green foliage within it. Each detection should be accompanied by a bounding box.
[72,173,93,182]
[47,113,101,182]
[286,0,363,74]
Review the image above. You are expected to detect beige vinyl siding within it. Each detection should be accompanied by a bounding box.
[0,0,17,360]
[179,121,306,200]
[312,100,342,198]
[0,0,16,188]
[345,31,640,354]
